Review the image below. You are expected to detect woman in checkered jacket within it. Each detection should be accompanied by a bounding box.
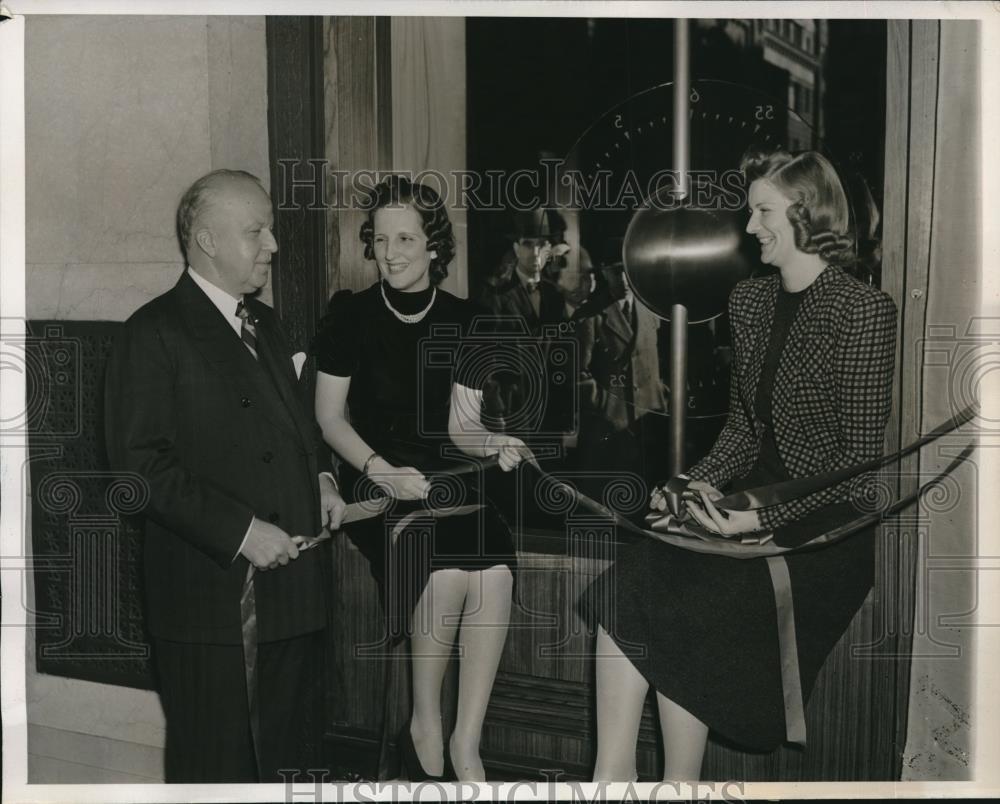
[586,150,897,780]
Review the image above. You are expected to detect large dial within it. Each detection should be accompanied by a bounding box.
[561,78,832,424]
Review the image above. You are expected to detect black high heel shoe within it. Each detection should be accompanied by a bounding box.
[398,725,446,782]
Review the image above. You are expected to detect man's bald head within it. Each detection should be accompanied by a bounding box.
[176,169,277,298]
[176,170,266,263]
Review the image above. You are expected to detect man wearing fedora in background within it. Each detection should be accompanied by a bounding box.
[479,207,570,333]
[477,207,576,442]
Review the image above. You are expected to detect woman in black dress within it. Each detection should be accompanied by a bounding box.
[314,176,528,782]
[588,150,897,780]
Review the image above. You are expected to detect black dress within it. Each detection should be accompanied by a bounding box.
[582,286,875,752]
[314,281,517,643]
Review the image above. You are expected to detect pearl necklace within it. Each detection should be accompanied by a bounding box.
[380,282,436,324]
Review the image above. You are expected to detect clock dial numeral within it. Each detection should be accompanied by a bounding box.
[754,104,775,120]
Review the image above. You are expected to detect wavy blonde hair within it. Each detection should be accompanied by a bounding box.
[741,150,857,268]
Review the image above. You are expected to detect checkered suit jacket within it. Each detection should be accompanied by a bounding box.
[687,265,897,529]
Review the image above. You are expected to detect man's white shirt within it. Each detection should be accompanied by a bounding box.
[187,266,244,337]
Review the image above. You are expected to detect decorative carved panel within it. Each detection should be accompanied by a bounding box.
[27,321,154,690]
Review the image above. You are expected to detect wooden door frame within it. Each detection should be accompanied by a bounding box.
[879,19,943,778]
[265,16,328,352]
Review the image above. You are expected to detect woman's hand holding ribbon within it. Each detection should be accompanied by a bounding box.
[648,478,761,537]
[686,490,762,537]
[485,433,532,472]
[367,457,430,500]
[649,478,721,515]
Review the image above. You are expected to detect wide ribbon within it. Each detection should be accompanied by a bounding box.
[766,556,806,745]
[239,455,499,775]
[240,413,974,763]
[715,402,978,512]
[514,438,974,747]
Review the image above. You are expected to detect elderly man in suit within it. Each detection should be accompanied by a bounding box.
[104,169,345,782]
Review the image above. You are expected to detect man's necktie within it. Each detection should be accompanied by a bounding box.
[235,299,258,359]
[526,283,541,317]
[621,299,632,321]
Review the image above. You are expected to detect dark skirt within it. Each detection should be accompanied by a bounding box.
[580,494,875,752]
[342,463,517,644]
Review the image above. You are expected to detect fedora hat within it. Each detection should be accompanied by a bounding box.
[594,236,626,272]
[509,208,567,241]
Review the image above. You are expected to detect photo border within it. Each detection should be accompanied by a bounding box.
[2,1,998,801]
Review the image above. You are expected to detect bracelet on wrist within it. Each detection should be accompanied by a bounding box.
[362,451,381,476]
[321,471,340,492]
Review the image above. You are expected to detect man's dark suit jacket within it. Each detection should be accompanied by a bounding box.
[476,272,573,434]
[577,298,666,431]
[477,270,565,335]
[105,272,329,645]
